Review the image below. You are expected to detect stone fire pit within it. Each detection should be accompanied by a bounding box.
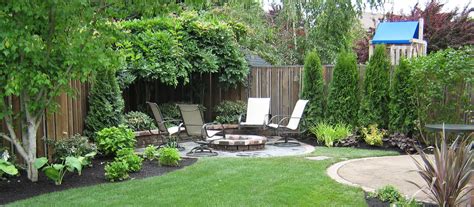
[210,134,267,151]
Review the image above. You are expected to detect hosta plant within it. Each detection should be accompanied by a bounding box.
[34,156,84,185]
[411,132,473,206]
[0,150,18,178]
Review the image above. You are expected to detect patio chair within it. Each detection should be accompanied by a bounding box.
[178,104,224,157]
[266,99,309,147]
[146,102,185,151]
[238,98,271,129]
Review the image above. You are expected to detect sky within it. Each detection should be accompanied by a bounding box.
[262,0,473,14]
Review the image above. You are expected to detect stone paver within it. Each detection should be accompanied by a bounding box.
[327,155,434,203]
[178,141,314,158]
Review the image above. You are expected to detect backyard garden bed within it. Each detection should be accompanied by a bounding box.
[0,157,197,205]
[364,192,438,207]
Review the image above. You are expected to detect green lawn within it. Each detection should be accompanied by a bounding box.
[9,147,399,207]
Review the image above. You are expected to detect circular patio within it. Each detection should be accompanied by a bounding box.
[327,155,434,203]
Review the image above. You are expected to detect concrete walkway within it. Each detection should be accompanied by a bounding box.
[327,155,434,203]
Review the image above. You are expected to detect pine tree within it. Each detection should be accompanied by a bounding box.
[358,45,390,128]
[85,69,125,138]
[389,59,416,134]
[327,51,359,126]
[301,50,324,125]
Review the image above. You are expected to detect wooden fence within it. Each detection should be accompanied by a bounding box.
[1,81,88,158]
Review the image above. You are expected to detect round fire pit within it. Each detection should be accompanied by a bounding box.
[210,134,267,151]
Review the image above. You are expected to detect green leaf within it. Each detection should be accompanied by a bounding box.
[65,156,82,173]
[43,166,60,182]
[34,157,49,169]
[52,164,64,171]
[0,160,18,175]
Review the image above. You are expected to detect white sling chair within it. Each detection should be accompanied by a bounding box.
[238,98,271,129]
[266,100,309,147]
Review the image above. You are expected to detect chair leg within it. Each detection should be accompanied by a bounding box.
[186,144,218,157]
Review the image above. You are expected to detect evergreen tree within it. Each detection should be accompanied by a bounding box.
[301,50,324,125]
[358,45,390,128]
[389,59,416,134]
[85,69,125,138]
[327,52,359,126]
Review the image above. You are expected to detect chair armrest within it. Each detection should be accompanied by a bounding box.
[267,115,288,124]
[202,122,225,139]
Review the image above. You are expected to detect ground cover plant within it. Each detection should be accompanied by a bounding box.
[158,147,181,167]
[369,185,420,206]
[361,124,386,146]
[48,134,97,164]
[9,148,399,206]
[310,123,351,147]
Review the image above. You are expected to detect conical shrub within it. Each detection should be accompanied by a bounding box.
[301,50,324,125]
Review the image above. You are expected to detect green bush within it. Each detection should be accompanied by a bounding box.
[104,160,129,182]
[301,50,325,125]
[96,125,136,156]
[369,185,404,203]
[361,124,385,146]
[142,145,158,161]
[409,46,473,130]
[84,69,125,138]
[309,122,351,147]
[389,59,416,134]
[116,148,143,172]
[214,100,246,124]
[48,134,97,163]
[158,147,181,167]
[124,111,157,131]
[327,51,359,126]
[358,45,390,128]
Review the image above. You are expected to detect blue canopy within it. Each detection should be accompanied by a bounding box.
[371,21,419,44]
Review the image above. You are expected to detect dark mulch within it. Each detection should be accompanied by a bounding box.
[0,157,197,205]
[365,192,438,207]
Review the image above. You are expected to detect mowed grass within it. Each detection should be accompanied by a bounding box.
[9,147,399,207]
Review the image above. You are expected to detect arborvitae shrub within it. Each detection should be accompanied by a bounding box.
[300,50,325,126]
[327,51,359,126]
[85,69,125,138]
[389,59,416,134]
[358,45,390,128]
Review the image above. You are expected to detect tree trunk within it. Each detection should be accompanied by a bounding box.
[26,159,38,181]
[25,114,39,182]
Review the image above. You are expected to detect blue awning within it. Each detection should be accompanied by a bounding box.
[371,21,419,44]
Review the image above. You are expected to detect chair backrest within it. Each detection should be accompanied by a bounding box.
[146,102,168,132]
[287,100,309,130]
[178,104,204,137]
[245,98,271,125]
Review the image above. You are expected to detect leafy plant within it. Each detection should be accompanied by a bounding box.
[34,156,84,185]
[104,160,129,182]
[327,51,359,126]
[361,124,385,146]
[96,125,136,156]
[158,147,181,167]
[159,103,181,121]
[358,45,390,128]
[310,122,351,147]
[369,185,420,206]
[0,150,18,178]
[48,134,97,164]
[85,69,125,138]
[389,59,416,134]
[142,145,159,161]
[301,50,325,126]
[116,148,143,172]
[124,111,157,131]
[214,100,246,124]
[412,132,473,206]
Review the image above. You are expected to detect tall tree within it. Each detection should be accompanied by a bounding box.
[301,50,324,125]
[358,45,390,128]
[327,52,359,126]
[389,59,416,134]
[0,1,119,181]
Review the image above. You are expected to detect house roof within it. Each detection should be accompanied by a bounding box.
[371,21,419,44]
[242,50,272,67]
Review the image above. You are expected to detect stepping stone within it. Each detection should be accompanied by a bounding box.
[305,156,331,161]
